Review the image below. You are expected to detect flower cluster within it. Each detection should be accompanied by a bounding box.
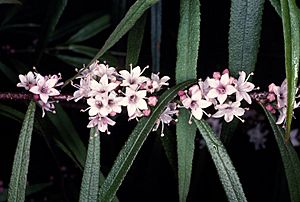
[264,79,300,125]
[17,70,63,117]
[69,61,170,134]
[178,69,255,123]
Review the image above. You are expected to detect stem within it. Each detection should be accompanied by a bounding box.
[0,92,71,101]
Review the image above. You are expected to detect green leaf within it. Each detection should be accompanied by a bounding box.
[175,0,200,201]
[194,118,247,202]
[66,15,111,44]
[36,0,68,63]
[47,105,86,169]
[0,0,21,4]
[125,12,147,67]
[150,1,162,72]
[8,101,36,202]
[279,0,300,139]
[54,54,91,67]
[98,80,195,202]
[268,0,281,16]
[79,128,100,202]
[228,0,265,76]
[0,61,17,84]
[261,104,300,202]
[88,0,158,66]
[176,109,196,202]
[1,182,52,202]
[63,0,158,88]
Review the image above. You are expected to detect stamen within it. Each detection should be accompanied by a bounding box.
[245,72,254,82]
[235,115,245,123]
[188,113,193,124]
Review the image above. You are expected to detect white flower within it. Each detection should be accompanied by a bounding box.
[182,90,212,120]
[144,73,170,93]
[37,100,56,117]
[153,103,178,136]
[272,79,287,108]
[93,63,116,80]
[107,91,122,114]
[17,71,37,90]
[212,101,245,122]
[120,87,148,117]
[87,115,116,134]
[119,65,148,90]
[89,75,118,97]
[70,77,91,102]
[234,71,255,104]
[87,95,110,117]
[247,123,268,150]
[29,75,60,103]
[206,73,236,104]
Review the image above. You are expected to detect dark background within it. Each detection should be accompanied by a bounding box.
[0,0,299,201]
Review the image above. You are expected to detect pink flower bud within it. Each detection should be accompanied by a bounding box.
[213,72,221,79]
[267,93,276,102]
[33,94,40,101]
[222,69,229,74]
[148,96,158,106]
[268,83,277,93]
[178,90,185,96]
[143,109,151,116]
[265,104,274,112]
[109,111,117,116]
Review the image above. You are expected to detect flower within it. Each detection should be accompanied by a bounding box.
[247,123,268,150]
[144,73,170,93]
[119,65,148,90]
[17,71,37,90]
[234,71,255,104]
[37,100,56,117]
[212,101,245,122]
[86,95,110,117]
[120,87,148,117]
[87,115,116,134]
[70,77,91,102]
[153,103,178,136]
[206,73,236,104]
[29,74,61,103]
[89,75,118,97]
[182,90,212,120]
[272,79,287,108]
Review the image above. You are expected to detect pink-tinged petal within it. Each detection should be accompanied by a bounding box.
[99,107,109,116]
[192,108,203,120]
[243,82,255,92]
[90,80,100,90]
[100,74,109,85]
[242,92,252,104]
[119,70,130,79]
[132,66,141,77]
[235,91,243,102]
[89,107,98,116]
[218,94,227,104]
[40,94,49,103]
[29,86,40,94]
[225,85,236,95]
[107,83,118,92]
[191,91,202,100]
[136,90,147,98]
[207,78,219,88]
[234,108,245,116]
[119,97,129,106]
[106,117,116,126]
[46,78,57,88]
[231,101,241,108]
[224,113,234,122]
[19,75,27,83]
[49,88,60,96]
[212,111,225,118]
[87,98,95,106]
[207,89,219,98]
[198,99,212,108]
[220,73,229,85]
[238,71,246,83]
[137,99,148,110]
[182,98,192,108]
[127,104,136,117]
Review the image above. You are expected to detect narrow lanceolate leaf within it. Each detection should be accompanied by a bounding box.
[47,105,86,169]
[268,0,281,16]
[0,61,17,84]
[194,119,247,202]
[176,109,196,202]
[175,0,200,201]
[79,128,100,202]
[228,0,265,76]
[150,0,162,72]
[66,15,111,44]
[126,12,147,67]
[36,0,67,63]
[279,0,300,140]
[262,105,300,202]
[98,80,195,202]
[63,0,158,88]
[8,101,36,202]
